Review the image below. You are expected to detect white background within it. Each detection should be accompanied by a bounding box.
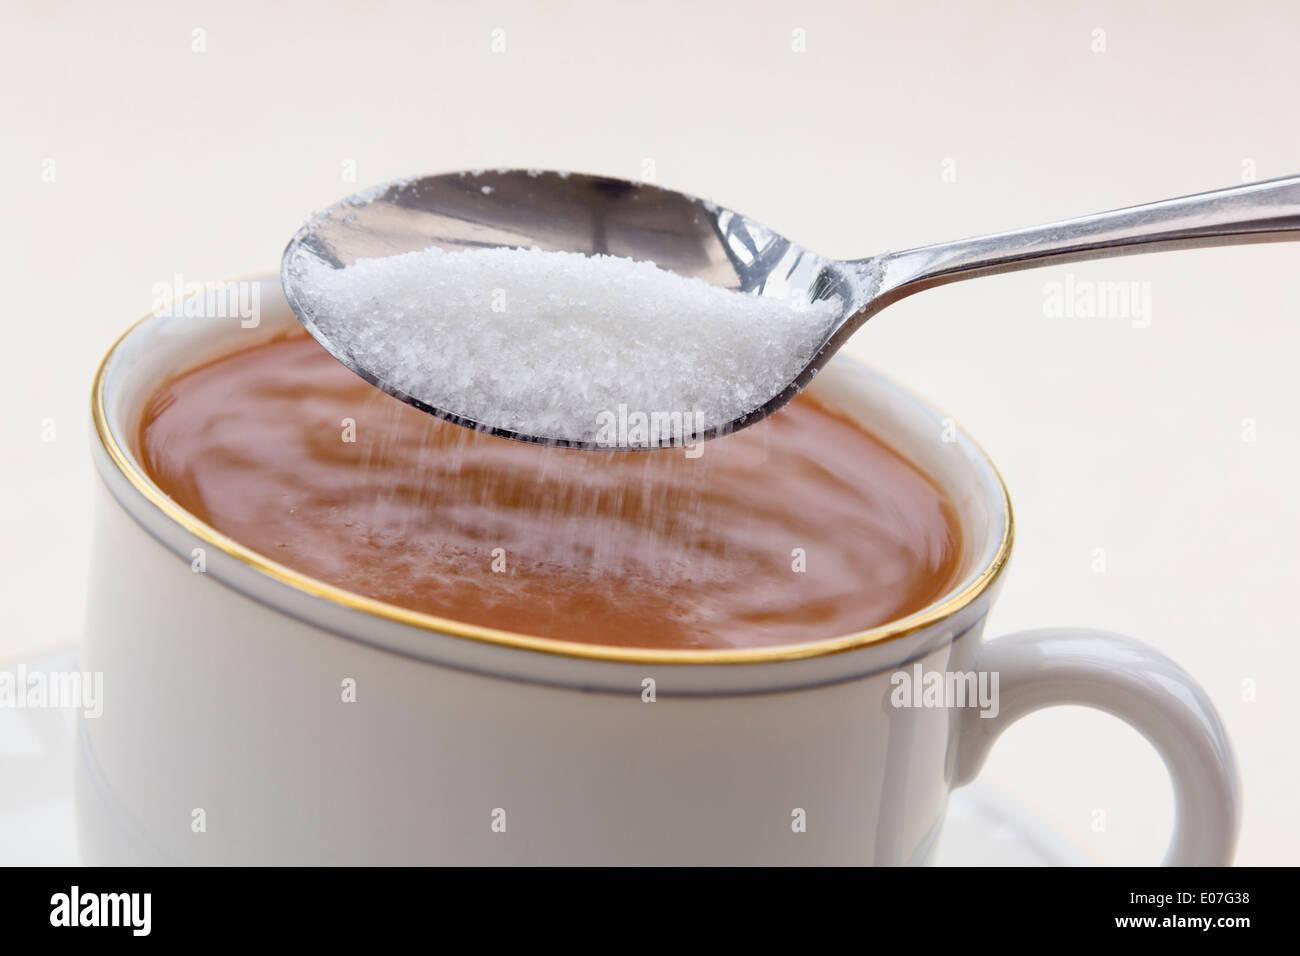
[1,0,1297,865]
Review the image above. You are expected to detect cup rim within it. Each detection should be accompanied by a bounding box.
[91,280,1014,667]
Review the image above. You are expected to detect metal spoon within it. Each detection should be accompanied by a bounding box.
[282,170,1300,448]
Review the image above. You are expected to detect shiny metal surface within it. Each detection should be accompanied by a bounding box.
[283,170,1300,448]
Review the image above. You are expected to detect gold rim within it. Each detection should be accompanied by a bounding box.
[91,306,1014,666]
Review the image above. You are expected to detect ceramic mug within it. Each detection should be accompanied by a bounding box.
[80,277,1239,865]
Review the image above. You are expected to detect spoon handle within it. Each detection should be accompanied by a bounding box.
[866,174,1300,302]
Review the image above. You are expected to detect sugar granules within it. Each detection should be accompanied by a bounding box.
[289,244,840,445]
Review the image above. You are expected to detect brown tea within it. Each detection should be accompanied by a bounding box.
[138,330,961,650]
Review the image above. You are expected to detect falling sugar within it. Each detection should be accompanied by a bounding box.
[286,244,841,446]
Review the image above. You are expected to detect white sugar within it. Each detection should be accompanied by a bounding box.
[288,245,839,445]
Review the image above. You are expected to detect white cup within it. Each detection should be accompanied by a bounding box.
[81,277,1238,865]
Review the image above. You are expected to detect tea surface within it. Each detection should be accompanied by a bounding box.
[138,331,962,650]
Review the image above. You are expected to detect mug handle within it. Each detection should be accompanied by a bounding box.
[953,627,1240,866]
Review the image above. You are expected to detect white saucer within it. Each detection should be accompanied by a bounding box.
[1,650,1091,866]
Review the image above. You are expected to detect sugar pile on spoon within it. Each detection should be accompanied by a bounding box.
[287,244,840,446]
